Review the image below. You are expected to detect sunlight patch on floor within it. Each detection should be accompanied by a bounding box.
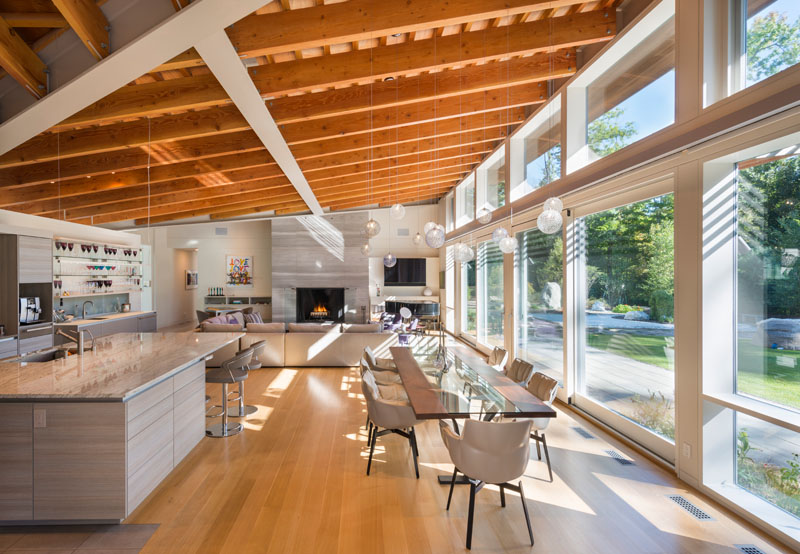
[592,472,733,546]
[261,368,297,398]
[241,405,274,431]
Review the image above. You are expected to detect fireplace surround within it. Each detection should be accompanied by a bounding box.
[296,288,345,323]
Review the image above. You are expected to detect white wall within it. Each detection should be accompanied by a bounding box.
[0,209,140,245]
[135,221,271,327]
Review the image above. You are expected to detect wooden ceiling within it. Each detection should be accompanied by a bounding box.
[0,0,619,226]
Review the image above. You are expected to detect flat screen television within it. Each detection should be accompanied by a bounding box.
[384,258,426,287]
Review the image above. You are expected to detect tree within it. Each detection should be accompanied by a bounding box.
[746,11,800,85]
[587,107,637,158]
[645,220,675,296]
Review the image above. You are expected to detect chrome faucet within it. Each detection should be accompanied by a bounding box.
[82,300,94,319]
[55,328,95,354]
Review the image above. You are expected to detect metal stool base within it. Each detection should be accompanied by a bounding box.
[206,422,243,438]
[206,405,225,418]
[227,405,258,417]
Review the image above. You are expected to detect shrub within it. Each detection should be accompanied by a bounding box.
[737,429,800,517]
[649,290,674,322]
[612,304,636,313]
[630,391,674,439]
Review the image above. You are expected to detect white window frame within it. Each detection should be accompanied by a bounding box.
[476,146,506,215]
[509,94,562,202]
[455,174,475,229]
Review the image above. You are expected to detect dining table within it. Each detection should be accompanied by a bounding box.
[390,346,557,485]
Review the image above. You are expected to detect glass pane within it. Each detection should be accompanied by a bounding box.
[581,194,675,441]
[456,177,475,228]
[478,240,504,348]
[516,228,563,383]
[481,153,506,211]
[461,258,477,340]
[736,412,800,518]
[524,117,561,195]
[746,0,800,88]
[736,153,800,411]
[586,17,675,160]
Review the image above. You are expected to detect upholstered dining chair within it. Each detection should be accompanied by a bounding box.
[361,369,421,478]
[486,346,509,371]
[439,418,535,549]
[525,372,559,482]
[363,345,397,372]
[196,310,212,325]
[504,358,535,387]
[359,358,407,432]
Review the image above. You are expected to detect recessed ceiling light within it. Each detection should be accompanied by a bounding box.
[391,33,402,37]
[384,76,394,81]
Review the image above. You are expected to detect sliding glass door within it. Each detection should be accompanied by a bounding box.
[477,240,504,348]
[460,257,477,342]
[574,193,676,459]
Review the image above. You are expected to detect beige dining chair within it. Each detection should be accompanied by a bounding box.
[362,369,421,478]
[363,345,397,372]
[486,346,509,371]
[439,418,535,549]
[504,358,535,387]
[359,358,407,432]
[525,372,559,482]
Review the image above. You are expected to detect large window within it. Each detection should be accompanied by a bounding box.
[735,153,800,411]
[516,228,563,382]
[477,240,504,348]
[510,96,561,202]
[460,257,477,340]
[743,0,800,89]
[455,175,475,228]
[578,194,676,442]
[476,150,506,214]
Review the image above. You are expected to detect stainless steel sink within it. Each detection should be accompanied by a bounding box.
[16,348,76,362]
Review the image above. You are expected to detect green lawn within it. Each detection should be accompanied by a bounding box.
[587,332,800,410]
[587,332,674,370]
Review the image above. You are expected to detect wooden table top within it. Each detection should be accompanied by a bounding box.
[390,346,557,420]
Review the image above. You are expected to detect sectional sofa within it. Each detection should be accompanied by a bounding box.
[200,320,409,368]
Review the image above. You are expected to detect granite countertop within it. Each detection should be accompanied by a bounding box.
[55,311,155,327]
[0,332,242,401]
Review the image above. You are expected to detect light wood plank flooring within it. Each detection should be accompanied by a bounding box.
[108,366,793,554]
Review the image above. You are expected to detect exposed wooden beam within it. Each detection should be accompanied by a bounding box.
[1,13,68,28]
[153,48,205,72]
[63,9,610,126]
[2,52,567,167]
[0,16,47,98]
[1,109,518,188]
[52,0,110,60]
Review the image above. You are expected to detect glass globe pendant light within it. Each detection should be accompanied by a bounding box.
[492,227,509,243]
[425,225,445,248]
[477,208,492,224]
[423,220,438,235]
[360,243,371,256]
[412,232,424,246]
[363,217,381,238]
[498,235,518,254]
[455,242,474,263]
[390,203,405,220]
[383,252,397,267]
[543,196,563,213]
[537,197,563,235]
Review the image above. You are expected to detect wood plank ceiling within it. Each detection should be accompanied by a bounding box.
[0,0,619,226]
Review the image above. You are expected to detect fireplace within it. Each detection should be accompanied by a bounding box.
[296,288,345,323]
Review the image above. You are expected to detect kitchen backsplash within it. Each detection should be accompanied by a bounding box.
[57,293,130,318]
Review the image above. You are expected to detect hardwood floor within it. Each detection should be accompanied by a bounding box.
[109,366,793,554]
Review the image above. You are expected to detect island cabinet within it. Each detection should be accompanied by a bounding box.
[0,360,206,522]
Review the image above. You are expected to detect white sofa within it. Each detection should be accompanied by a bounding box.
[202,321,405,368]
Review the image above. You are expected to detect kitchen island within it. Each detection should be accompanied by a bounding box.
[0,331,242,524]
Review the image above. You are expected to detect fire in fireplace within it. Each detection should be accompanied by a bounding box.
[296,288,345,323]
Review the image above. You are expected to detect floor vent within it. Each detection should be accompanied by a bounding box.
[604,449,634,465]
[572,427,595,439]
[734,546,766,554]
[667,495,713,521]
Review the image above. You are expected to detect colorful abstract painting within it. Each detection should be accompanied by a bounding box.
[226,255,253,288]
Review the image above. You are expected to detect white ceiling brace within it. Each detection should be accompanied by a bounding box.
[0,0,270,155]
[195,31,323,216]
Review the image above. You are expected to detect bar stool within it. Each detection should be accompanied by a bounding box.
[206,348,253,438]
[226,340,267,417]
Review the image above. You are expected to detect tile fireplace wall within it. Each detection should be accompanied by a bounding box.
[272,214,369,323]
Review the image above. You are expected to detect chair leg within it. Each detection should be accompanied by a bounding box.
[409,427,419,479]
[446,468,458,510]
[533,430,542,459]
[499,484,505,507]
[541,432,553,482]
[466,481,476,550]
[518,480,534,546]
[411,426,420,458]
[365,413,369,430]
[366,425,377,476]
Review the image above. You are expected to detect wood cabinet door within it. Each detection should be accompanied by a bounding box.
[18,236,52,284]
[0,404,33,520]
[33,403,126,521]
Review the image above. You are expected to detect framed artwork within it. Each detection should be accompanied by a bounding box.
[185,270,198,289]
[226,255,253,288]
